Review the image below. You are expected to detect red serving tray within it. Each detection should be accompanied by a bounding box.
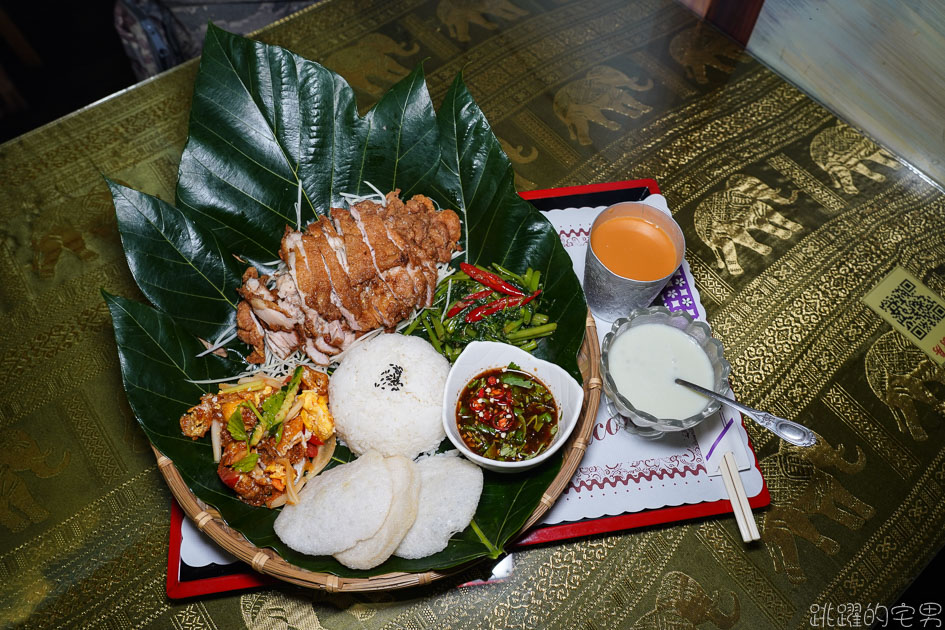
[166,177,769,598]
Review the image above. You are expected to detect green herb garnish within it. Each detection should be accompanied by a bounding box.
[227,408,247,441]
[500,373,534,389]
[231,452,259,472]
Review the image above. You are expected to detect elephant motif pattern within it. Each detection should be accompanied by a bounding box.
[760,433,874,583]
[669,24,742,84]
[436,0,528,42]
[241,591,326,630]
[866,330,945,441]
[810,122,901,195]
[0,429,70,533]
[630,571,740,630]
[694,174,802,276]
[3,187,111,279]
[553,65,653,146]
[241,590,395,629]
[322,33,419,99]
[499,137,538,190]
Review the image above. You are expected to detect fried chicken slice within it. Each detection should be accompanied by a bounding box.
[282,228,343,322]
[306,218,377,331]
[351,199,407,271]
[330,207,377,286]
[235,191,462,365]
[236,300,267,363]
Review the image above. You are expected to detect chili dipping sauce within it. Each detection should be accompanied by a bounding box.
[456,367,558,462]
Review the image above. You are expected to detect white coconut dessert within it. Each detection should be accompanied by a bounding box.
[273,450,393,557]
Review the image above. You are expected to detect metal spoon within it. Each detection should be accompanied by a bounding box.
[675,379,816,447]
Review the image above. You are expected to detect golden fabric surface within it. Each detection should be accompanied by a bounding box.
[1,0,944,628]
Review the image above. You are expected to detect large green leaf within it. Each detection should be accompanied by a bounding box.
[103,291,259,517]
[175,24,440,264]
[106,26,586,578]
[108,179,241,341]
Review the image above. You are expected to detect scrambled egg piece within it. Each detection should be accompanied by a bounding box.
[299,390,334,441]
[265,462,287,486]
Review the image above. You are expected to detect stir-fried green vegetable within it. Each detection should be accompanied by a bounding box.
[411,263,558,361]
[244,366,303,446]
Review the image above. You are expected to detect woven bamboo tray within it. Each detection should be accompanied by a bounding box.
[154,310,601,592]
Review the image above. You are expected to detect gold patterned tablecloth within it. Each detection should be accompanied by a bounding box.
[2,1,944,628]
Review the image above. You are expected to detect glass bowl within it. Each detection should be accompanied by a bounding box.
[600,306,731,439]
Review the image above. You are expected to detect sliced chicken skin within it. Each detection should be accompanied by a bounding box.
[235,191,462,365]
[306,219,377,331]
[282,229,342,322]
[330,207,377,286]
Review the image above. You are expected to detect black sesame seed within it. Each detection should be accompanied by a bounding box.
[374,363,405,391]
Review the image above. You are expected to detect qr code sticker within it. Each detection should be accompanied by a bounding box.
[879,279,945,339]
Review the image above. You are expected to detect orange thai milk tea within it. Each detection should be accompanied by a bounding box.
[590,215,678,280]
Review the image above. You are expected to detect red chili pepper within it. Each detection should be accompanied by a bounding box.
[465,289,493,300]
[465,296,520,322]
[519,289,541,306]
[494,415,514,431]
[446,289,497,318]
[460,263,526,297]
[464,290,543,323]
[446,302,468,318]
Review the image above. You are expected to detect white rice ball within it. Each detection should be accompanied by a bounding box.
[394,452,483,559]
[329,334,449,459]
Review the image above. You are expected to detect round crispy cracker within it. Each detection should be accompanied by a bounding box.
[395,453,483,559]
[334,455,420,570]
[273,451,391,556]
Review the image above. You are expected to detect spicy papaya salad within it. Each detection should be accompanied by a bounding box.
[406,262,557,361]
[180,365,335,508]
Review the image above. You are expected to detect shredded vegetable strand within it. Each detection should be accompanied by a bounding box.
[210,420,222,463]
[363,180,387,206]
[280,457,300,505]
[295,180,303,229]
[285,398,305,423]
[196,324,237,357]
[441,278,452,321]
[340,190,384,206]
[329,327,384,363]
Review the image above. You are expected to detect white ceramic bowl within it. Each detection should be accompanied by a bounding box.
[442,341,585,473]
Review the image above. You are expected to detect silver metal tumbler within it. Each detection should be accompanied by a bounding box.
[583,201,685,322]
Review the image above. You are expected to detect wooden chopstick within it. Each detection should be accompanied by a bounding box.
[720,451,760,542]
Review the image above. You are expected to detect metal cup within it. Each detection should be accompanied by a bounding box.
[583,201,685,322]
